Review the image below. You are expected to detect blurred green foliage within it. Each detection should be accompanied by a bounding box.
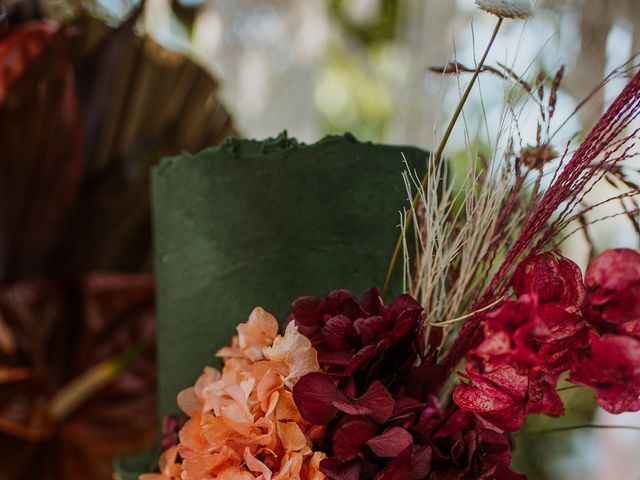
[512,384,597,480]
[317,0,400,142]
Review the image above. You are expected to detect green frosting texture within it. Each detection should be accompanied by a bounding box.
[152,132,428,417]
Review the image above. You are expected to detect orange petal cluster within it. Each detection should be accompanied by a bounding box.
[140,307,326,480]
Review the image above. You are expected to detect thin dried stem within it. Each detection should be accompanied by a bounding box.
[383,17,504,297]
[521,424,640,437]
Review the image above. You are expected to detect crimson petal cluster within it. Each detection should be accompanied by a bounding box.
[455,249,640,432]
[454,253,587,431]
[571,249,640,413]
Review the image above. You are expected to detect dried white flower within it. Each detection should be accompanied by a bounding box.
[475,0,533,19]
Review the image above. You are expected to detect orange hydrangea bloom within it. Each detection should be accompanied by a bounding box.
[140,307,326,480]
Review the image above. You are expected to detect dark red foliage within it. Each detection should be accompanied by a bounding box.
[0,274,156,480]
[570,332,640,414]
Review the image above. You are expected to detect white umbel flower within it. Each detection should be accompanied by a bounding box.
[475,0,533,19]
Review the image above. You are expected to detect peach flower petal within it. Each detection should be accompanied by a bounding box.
[245,448,273,480]
[264,322,319,387]
[142,307,325,480]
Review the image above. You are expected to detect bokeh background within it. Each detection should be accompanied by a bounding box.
[1,0,639,479]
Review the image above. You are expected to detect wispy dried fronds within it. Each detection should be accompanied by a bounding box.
[404,53,640,387]
[485,71,640,301]
[401,148,520,351]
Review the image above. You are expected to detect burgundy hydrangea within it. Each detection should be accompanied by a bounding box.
[427,410,526,480]
[289,288,423,380]
[291,288,428,478]
[289,252,640,478]
[291,288,526,479]
[560,249,640,414]
[469,293,588,376]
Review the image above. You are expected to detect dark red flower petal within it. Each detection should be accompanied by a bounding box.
[453,365,528,431]
[495,467,528,480]
[353,315,391,345]
[345,343,380,374]
[289,296,321,329]
[333,380,395,424]
[372,446,413,480]
[333,419,377,461]
[323,315,357,351]
[585,249,640,327]
[360,287,383,315]
[586,248,640,295]
[292,372,346,424]
[570,333,640,413]
[411,444,432,478]
[366,426,413,457]
[525,374,564,417]
[320,457,362,480]
[317,348,354,366]
[391,396,424,420]
[512,252,585,306]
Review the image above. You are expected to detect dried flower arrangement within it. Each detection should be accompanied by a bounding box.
[141,0,640,478]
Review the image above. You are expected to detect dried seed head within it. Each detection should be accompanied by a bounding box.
[519,143,558,170]
[476,0,533,19]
